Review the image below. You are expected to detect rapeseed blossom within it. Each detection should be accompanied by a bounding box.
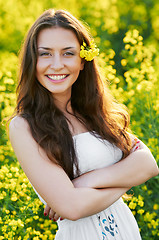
[80,40,99,61]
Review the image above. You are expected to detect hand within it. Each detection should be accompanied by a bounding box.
[44,204,62,221]
[130,137,141,153]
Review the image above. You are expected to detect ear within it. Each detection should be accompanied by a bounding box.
[80,59,85,70]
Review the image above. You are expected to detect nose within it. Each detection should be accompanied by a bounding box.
[50,53,64,70]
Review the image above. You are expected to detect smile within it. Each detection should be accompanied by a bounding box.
[47,74,68,81]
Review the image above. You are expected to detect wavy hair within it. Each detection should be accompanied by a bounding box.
[16,9,132,180]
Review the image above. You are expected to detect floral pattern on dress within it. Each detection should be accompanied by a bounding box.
[98,214,118,239]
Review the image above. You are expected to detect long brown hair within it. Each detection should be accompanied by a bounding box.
[16,9,132,180]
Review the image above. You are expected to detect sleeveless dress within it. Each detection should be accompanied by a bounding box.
[33,132,142,240]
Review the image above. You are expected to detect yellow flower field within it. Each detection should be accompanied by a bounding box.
[0,0,159,239]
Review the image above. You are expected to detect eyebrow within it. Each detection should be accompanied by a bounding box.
[37,47,76,50]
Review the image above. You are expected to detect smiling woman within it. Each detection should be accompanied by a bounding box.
[36,27,84,100]
[9,9,158,240]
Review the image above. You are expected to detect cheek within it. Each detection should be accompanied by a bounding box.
[36,61,45,83]
[67,59,83,73]
[36,60,42,76]
[36,59,44,71]
[36,58,50,72]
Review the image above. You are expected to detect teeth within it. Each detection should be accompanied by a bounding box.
[48,75,67,80]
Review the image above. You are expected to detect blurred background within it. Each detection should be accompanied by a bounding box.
[0,0,159,239]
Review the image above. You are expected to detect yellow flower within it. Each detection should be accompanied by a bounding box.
[144,212,153,222]
[10,166,19,172]
[12,226,17,231]
[80,49,85,58]
[80,40,99,61]
[83,42,86,47]
[137,195,143,201]
[17,219,24,227]
[32,229,40,235]
[148,190,152,195]
[138,36,143,41]
[121,59,127,66]
[1,166,9,173]
[153,204,158,210]
[137,209,144,215]
[41,235,48,240]
[11,192,18,201]
[142,185,147,191]
[147,223,151,229]
[44,230,52,235]
[3,77,14,85]
[129,202,137,209]
[6,173,12,178]
[132,211,136,215]
[33,215,39,220]
[0,217,3,224]
[26,227,32,232]
[132,29,139,39]
[151,220,158,229]
[0,191,7,200]
[138,200,144,207]
[0,86,6,91]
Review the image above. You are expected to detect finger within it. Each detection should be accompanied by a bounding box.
[131,141,141,152]
[53,212,60,221]
[44,204,51,216]
[49,208,56,220]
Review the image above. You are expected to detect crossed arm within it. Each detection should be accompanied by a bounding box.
[44,136,159,220]
[9,117,159,221]
[45,141,158,220]
[72,140,157,189]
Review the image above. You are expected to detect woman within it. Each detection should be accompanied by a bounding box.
[9,9,158,240]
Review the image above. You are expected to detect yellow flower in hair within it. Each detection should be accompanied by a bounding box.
[80,40,99,61]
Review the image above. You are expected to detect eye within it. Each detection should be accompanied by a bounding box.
[63,51,75,56]
[38,52,52,57]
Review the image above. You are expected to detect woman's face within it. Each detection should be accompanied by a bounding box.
[36,27,84,100]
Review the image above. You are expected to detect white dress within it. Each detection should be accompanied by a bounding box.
[33,132,142,240]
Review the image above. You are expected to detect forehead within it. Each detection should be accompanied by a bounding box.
[37,27,80,49]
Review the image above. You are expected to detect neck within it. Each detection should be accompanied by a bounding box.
[53,95,73,114]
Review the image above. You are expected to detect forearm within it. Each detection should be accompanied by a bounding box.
[73,149,159,189]
[97,149,158,188]
[63,186,129,220]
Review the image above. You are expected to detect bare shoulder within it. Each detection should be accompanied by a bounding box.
[9,116,33,146]
[9,116,29,131]
[9,116,31,137]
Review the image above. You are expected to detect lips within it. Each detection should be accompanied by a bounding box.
[46,74,69,81]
